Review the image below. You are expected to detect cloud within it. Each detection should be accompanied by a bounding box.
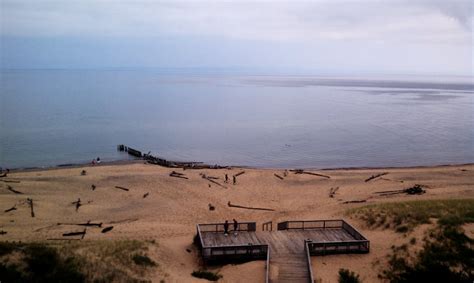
[0,0,472,44]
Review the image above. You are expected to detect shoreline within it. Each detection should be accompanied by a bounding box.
[6,157,474,173]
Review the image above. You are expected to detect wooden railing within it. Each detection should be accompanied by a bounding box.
[277,220,370,255]
[306,240,369,255]
[196,222,267,262]
[265,247,270,283]
[198,222,256,233]
[304,240,315,283]
[277,220,344,230]
[342,221,367,241]
[262,221,273,231]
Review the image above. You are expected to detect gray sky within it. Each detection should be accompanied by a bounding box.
[1,0,473,75]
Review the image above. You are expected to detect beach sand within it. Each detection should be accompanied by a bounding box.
[0,162,473,282]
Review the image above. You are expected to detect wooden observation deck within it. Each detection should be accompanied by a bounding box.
[195,220,369,283]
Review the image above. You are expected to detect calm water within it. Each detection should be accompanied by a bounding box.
[1,70,473,169]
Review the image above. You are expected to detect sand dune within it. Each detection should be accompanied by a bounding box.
[1,163,473,282]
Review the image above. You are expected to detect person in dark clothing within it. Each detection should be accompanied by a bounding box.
[224,220,229,236]
[233,175,236,185]
[225,174,228,183]
[233,219,238,236]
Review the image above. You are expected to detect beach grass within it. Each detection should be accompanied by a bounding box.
[347,199,474,232]
[0,240,158,283]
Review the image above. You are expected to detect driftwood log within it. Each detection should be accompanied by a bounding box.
[291,169,330,178]
[72,198,82,212]
[101,226,114,233]
[234,171,246,177]
[6,186,23,194]
[206,177,226,188]
[374,184,426,196]
[365,172,388,182]
[169,171,188,179]
[4,205,16,213]
[58,221,102,228]
[114,186,130,191]
[1,179,21,183]
[329,187,339,198]
[227,201,275,211]
[274,173,284,180]
[63,228,87,239]
[27,198,35,217]
[342,200,367,204]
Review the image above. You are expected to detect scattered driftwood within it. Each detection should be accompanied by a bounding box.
[143,192,149,198]
[343,200,367,204]
[274,173,284,180]
[291,169,330,179]
[0,172,7,178]
[234,171,246,177]
[114,186,130,191]
[375,184,426,196]
[6,186,23,194]
[227,201,275,211]
[27,198,35,217]
[0,230,7,235]
[208,203,215,211]
[169,171,188,179]
[101,226,113,233]
[63,229,87,239]
[4,205,17,213]
[365,172,388,182]
[329,187,339,198]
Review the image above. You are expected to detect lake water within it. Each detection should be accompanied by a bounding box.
[1,70,473,169]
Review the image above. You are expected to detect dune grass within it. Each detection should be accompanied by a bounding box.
[0,240,158,283]
[348,199,474,232]
[348,199,474,282]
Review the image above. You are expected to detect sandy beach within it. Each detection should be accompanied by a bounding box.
[0,162,473,282]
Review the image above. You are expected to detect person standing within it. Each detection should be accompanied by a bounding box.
[233,175,236,185]
[225,174,228,183]
[224,220,229,236]
[233,219,238,236]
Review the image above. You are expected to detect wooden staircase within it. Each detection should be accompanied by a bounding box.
[269,252,310,283]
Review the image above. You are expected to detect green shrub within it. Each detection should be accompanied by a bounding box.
[338,268,361,283]
[191,270,222,281]
[382,226,473,282]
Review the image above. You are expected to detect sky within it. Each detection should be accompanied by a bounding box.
[0,0,473,76]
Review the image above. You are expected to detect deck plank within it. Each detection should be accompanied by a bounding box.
[201,227,366,282]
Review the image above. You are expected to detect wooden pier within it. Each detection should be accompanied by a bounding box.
[196,220,369,283]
